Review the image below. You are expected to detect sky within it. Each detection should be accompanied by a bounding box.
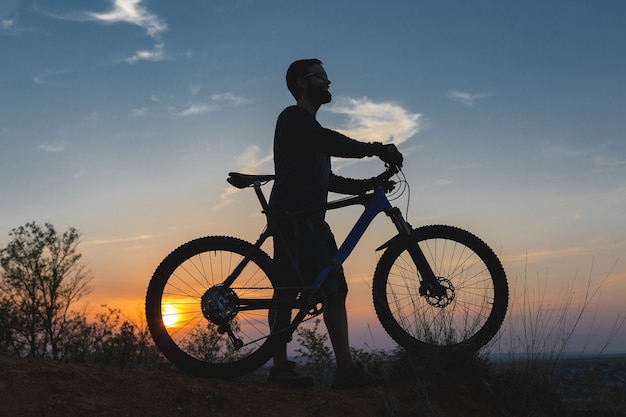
[1,0,625,354]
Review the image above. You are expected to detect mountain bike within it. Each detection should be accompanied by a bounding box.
[145,165,508,378]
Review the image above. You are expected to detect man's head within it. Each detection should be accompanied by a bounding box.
[286,58,331,105]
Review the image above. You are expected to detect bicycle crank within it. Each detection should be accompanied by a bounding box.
[297,288,326,316]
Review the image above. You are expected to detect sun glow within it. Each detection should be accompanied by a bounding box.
[162,303,179,327]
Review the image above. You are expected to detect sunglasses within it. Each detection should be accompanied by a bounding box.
[301,72,329,81]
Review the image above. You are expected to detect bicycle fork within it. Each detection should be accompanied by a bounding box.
[383,207,448,298]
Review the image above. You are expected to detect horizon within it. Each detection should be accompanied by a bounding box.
[1,0,625,354]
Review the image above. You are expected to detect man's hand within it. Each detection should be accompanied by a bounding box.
[374,143,403,168]
[381,179,396,193]
[370,167,398,193]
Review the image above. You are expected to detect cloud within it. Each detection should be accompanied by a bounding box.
[174,103,216,117]
[0,12,36,36]
[32,68,71,85]
[214,145,273,210]
[121,43,165,63]
[447,90,495,107]
[174,92,252,117]
[502,245,608,264]
[131,107,148,117]
[39,143,65,152]
[540,145,590,161]
[85,1,166,64]
[234,145,273,173]
[190,85,202,97]
[593,155,626,170]
[38,0,166,38]
[325,97,421,145]
[211,93,252,105]
[37,0,166,63]
[86,0,166,39]
[84,234,154,246]
[1,18,14,30]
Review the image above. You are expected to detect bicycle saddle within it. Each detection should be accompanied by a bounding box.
[227,172,275,189]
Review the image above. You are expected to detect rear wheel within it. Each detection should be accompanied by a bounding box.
[146,236,290,377]
[373,225,508,352]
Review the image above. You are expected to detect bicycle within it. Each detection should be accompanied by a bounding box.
[145,164,508,378]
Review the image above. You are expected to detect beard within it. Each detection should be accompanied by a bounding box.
[306,86,332,105]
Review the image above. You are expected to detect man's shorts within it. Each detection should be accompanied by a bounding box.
[273,217,348,294]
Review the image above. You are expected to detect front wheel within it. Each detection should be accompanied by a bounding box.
[145,236,289,377]
[373,225,508,352]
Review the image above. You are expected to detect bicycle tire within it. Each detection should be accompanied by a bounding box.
[145,236,289,377]
[373,225,508,352]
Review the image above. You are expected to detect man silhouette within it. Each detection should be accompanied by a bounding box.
[266,59,403,389]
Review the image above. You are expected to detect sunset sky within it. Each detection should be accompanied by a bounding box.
[1,0,625,354]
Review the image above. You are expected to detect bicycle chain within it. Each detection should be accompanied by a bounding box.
[230,286,301,291]
[229,286,324,348]
[238,312,321,348]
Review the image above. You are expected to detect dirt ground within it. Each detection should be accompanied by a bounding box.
[0,354,501,417]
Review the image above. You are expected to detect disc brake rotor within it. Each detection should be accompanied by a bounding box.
[424,278,455,308]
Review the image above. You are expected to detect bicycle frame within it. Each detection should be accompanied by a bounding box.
[147,169,508,375]
[223,177,442,338]
[310,187,414,290]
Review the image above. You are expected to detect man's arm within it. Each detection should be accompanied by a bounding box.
[311,124,403,167]
[328,174,374,195]
[278,106,403,165]
[329,171,396,195]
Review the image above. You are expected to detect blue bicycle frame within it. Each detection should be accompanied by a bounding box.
[223,171,443,341]
[276,185,441,333]
[310,186,394,290]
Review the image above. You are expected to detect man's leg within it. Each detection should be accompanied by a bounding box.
[325,289,382,389]
[270,220,298,367]
[323,291,354,370]
[273,343,288,366]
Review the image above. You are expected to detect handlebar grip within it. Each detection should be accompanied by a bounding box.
[375,166,398,183]
[385,164,399,176]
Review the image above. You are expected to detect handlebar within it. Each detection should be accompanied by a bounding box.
[376,164,399,181]
[368,164,400,190]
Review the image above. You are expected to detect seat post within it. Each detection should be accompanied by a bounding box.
[253,181,270,213]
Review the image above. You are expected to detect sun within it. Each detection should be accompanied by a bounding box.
[162,303,179,327]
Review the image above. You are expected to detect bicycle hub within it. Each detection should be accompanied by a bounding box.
[201,285,239,325]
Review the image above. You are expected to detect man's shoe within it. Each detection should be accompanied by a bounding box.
[331,363,381,389]
[267,361,314,388]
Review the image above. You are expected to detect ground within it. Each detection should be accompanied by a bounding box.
[0,354,501,417]
[2,354,624,416]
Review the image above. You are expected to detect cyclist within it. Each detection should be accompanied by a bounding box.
[267,58,403,388]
